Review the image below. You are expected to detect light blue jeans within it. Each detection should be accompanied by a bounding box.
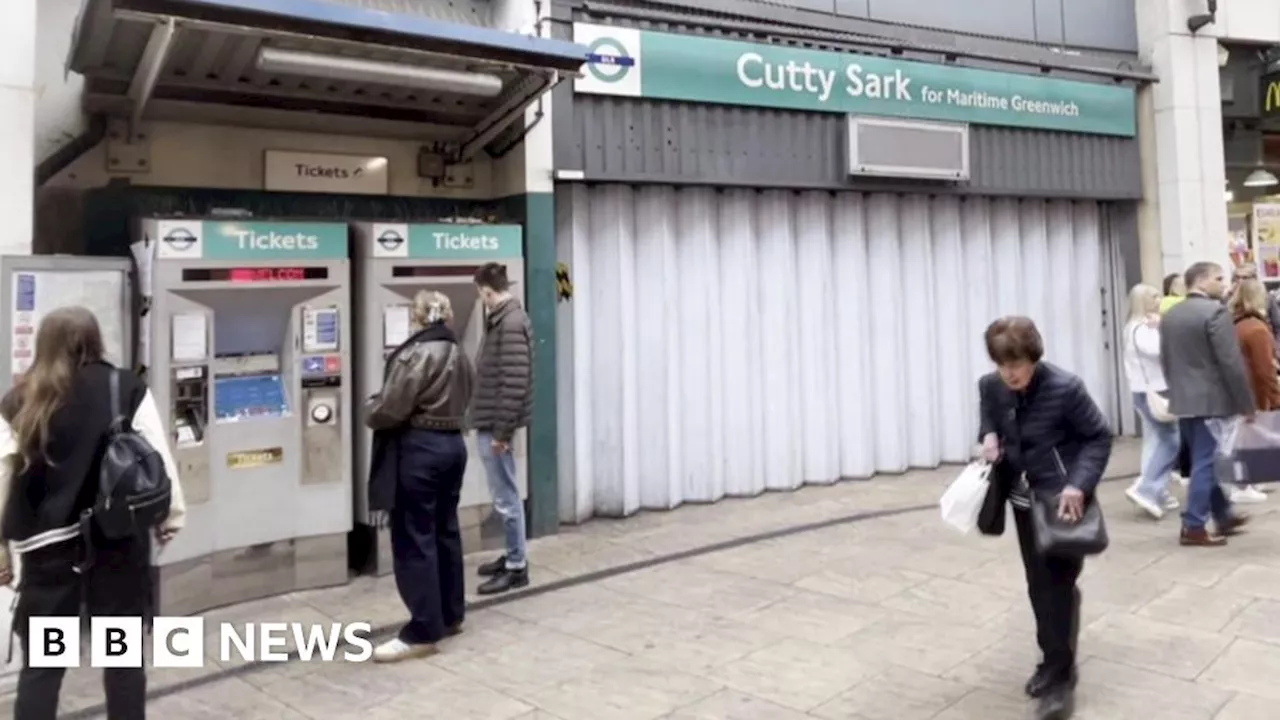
[477,431,528,569]
[1133,392,1180,504]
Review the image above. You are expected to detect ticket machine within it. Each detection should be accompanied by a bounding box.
[351,222,526,575]
[134,218,352,614]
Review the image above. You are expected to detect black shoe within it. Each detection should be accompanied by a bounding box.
[476,567,529,595]
[1025,666,1076,699]
[1035,684,1075,720]
[477,555,507,577]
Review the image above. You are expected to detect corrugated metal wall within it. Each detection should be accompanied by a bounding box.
[555,185,1118,521]
[556,96,1142,199]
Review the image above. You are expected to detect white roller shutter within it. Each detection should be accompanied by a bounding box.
[556,185,1119,521]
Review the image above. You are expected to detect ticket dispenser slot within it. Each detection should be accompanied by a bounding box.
[171,364,211,504]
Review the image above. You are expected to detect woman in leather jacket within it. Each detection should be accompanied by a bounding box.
[365,290,475,663]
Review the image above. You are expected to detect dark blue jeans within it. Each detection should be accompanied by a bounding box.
[1178,418,1233,531]
[391,429,468,644]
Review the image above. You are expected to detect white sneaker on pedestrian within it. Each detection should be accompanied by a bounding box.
[373,638,437,663]
[1163,494,1181,511]
[1125,487,1165,519]
[1231,485,1268,504]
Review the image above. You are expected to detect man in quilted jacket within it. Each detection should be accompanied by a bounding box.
[471,262,534,595]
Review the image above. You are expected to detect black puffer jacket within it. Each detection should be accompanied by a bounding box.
[978,362,1112,495]
[471,298,533,442]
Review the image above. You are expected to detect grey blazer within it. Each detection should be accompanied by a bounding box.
[1159,294,1255,419]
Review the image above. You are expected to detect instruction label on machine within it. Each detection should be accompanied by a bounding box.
[226,447,284,469]
[302,307,339,353]
[383,305,410,348]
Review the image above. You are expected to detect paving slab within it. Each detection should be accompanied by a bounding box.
[19,438,1280,719]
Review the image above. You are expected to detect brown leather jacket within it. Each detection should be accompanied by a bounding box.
[365,326,474,432]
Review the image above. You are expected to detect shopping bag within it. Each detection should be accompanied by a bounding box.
[1223,412,1280,484]
[940,462,992,534]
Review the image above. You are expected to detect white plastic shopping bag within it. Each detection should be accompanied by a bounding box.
[940,461,992,534]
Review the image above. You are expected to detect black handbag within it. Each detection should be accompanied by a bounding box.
[1030,489,1109,557]
[976,461,1012,536]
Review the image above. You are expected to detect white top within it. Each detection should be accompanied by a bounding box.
[0,389,186,571]
[1123,318,1167,393]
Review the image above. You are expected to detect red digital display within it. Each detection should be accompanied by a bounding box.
[182,267,329,283]
[229,267,306,282]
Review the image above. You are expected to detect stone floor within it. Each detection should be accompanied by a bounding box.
[28,438,1280,719]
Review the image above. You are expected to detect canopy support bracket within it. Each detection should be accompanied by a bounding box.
[127,17,177,138]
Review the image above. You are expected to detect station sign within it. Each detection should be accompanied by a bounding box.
[264,151,390,195]
[154,220,349,260]
[369,223,524,260]
[573,22,1137,137]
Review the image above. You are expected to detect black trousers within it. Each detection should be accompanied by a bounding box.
[14,536,149,720]
[1014,508,1083,681]
[391,429,468,645]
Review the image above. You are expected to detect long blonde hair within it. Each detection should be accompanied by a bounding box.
[7,307,105,472]
[1230,278,1270,319]
[1127,284,1161,323]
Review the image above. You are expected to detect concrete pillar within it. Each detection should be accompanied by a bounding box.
[485,0,562,537]
[1135,0,1229,279]
[0,0,35,256]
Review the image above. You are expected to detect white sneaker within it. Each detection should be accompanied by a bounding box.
[1231,486,1269,504]
[1176,474,1189,488]
[1163,494,1181,511]
[1125,487,1165,519]
[373,638,438,663]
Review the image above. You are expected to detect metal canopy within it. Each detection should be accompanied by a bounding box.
[68,0,589,158]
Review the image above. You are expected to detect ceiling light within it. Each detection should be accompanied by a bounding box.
[256,47,504,97]
[1243,169,1280,187]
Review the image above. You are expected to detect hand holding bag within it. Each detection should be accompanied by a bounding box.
[1030,489,1109,557]
[940,462,992,534]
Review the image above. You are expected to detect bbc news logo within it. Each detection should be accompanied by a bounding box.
[29,617,374,667]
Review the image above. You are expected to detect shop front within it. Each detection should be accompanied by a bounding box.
[1222,47,1280,277]
[552,14,1143,521]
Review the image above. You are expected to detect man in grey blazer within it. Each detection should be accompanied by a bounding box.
[1160,261,1256,547]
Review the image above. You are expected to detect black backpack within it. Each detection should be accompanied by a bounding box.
[84,369,172,542]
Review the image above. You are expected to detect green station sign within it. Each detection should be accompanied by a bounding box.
[155,220,349,260]
[574,23,1137,137]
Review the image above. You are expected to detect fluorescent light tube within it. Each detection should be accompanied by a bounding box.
[256,47,504,97]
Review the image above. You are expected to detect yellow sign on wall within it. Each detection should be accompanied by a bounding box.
[226,447,284,469]
[1264,73,1280,118]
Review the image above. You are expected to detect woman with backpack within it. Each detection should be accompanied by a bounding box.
[0,306,186,719]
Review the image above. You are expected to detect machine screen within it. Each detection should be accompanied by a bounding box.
[214,374,289,421]
[182,267,329,282]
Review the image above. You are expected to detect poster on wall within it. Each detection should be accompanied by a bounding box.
[1253,205,1280,281]
[1229,228,1251,269]
[8,271,128,378]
